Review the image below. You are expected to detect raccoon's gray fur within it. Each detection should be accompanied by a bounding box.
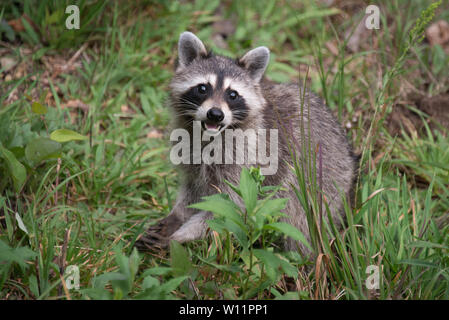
[135,32,357,255]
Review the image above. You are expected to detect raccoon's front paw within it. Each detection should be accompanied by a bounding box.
[134,214,182,251]
[170,211,212,243]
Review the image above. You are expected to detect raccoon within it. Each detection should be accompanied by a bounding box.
[135,31,357,255]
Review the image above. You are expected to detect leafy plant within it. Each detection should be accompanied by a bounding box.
[190,167,309,299]
[0,239,37,293]
[81,247,187,300]
[0,96,86,194]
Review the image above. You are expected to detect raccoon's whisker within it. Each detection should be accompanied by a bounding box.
[173,119,193,129]
[174,98,198,105]
[230,110,247,115]
[180,118,194,128]
[179,115,194,122]
[172,103,199,111]
[175,117,196,126]
[229,114,246,122]
[177,98,200,108]
[176,99,199,107]
[173,101,198,108]
[173,110,195,117]
[178,97,198,103]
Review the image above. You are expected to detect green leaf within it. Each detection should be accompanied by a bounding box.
[408,240,449,250]
[195,255,241,273]
[25,138,62,164]
[277,255,298,278]
[81,287,112,300]
[159,276,189,294]
[206,219,227,234]
[31,101,47,115]
[0,240,37,270]
[264,222,312,251]
[128,248,140,283]
[50,129,88,142]
[140,267,172,277]
[239,168,258,214]
[0,23,15,42]
[254,198,288,230]
[189,194,241,217]
[224,179,242,197]
[93,272,126,289]
[189,194,246,230]
[399,259,438,268]
[142,275,159,290]
[0,143,27,192]
[15,212,29,235]
[20,17,40,45]
[170,240,192,277]
[256,198,288,217]
[253,249,281,281]
[28,275,39,297]
[9,146,25,160]
[39,90,49,105]
[208,218,248,248]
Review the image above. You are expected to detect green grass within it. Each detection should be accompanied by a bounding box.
[0,0,448,299]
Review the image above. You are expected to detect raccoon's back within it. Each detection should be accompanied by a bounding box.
[261,80,356,204]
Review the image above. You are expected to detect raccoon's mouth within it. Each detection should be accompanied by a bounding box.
[201,121,224,134]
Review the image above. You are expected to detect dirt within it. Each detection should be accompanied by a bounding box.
[385,18,449,139]
[426,20,449,54]
[386,92,449,137]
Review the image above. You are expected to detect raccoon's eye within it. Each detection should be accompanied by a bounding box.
[228,90,238,100]
[197,84,208,94]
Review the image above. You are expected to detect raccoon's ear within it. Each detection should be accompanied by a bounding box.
[177,32,207,69]
[239,46,270,82]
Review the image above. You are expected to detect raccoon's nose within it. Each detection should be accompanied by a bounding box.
[207,108,224,123]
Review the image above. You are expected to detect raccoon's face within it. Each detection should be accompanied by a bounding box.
[170,32,270,136]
